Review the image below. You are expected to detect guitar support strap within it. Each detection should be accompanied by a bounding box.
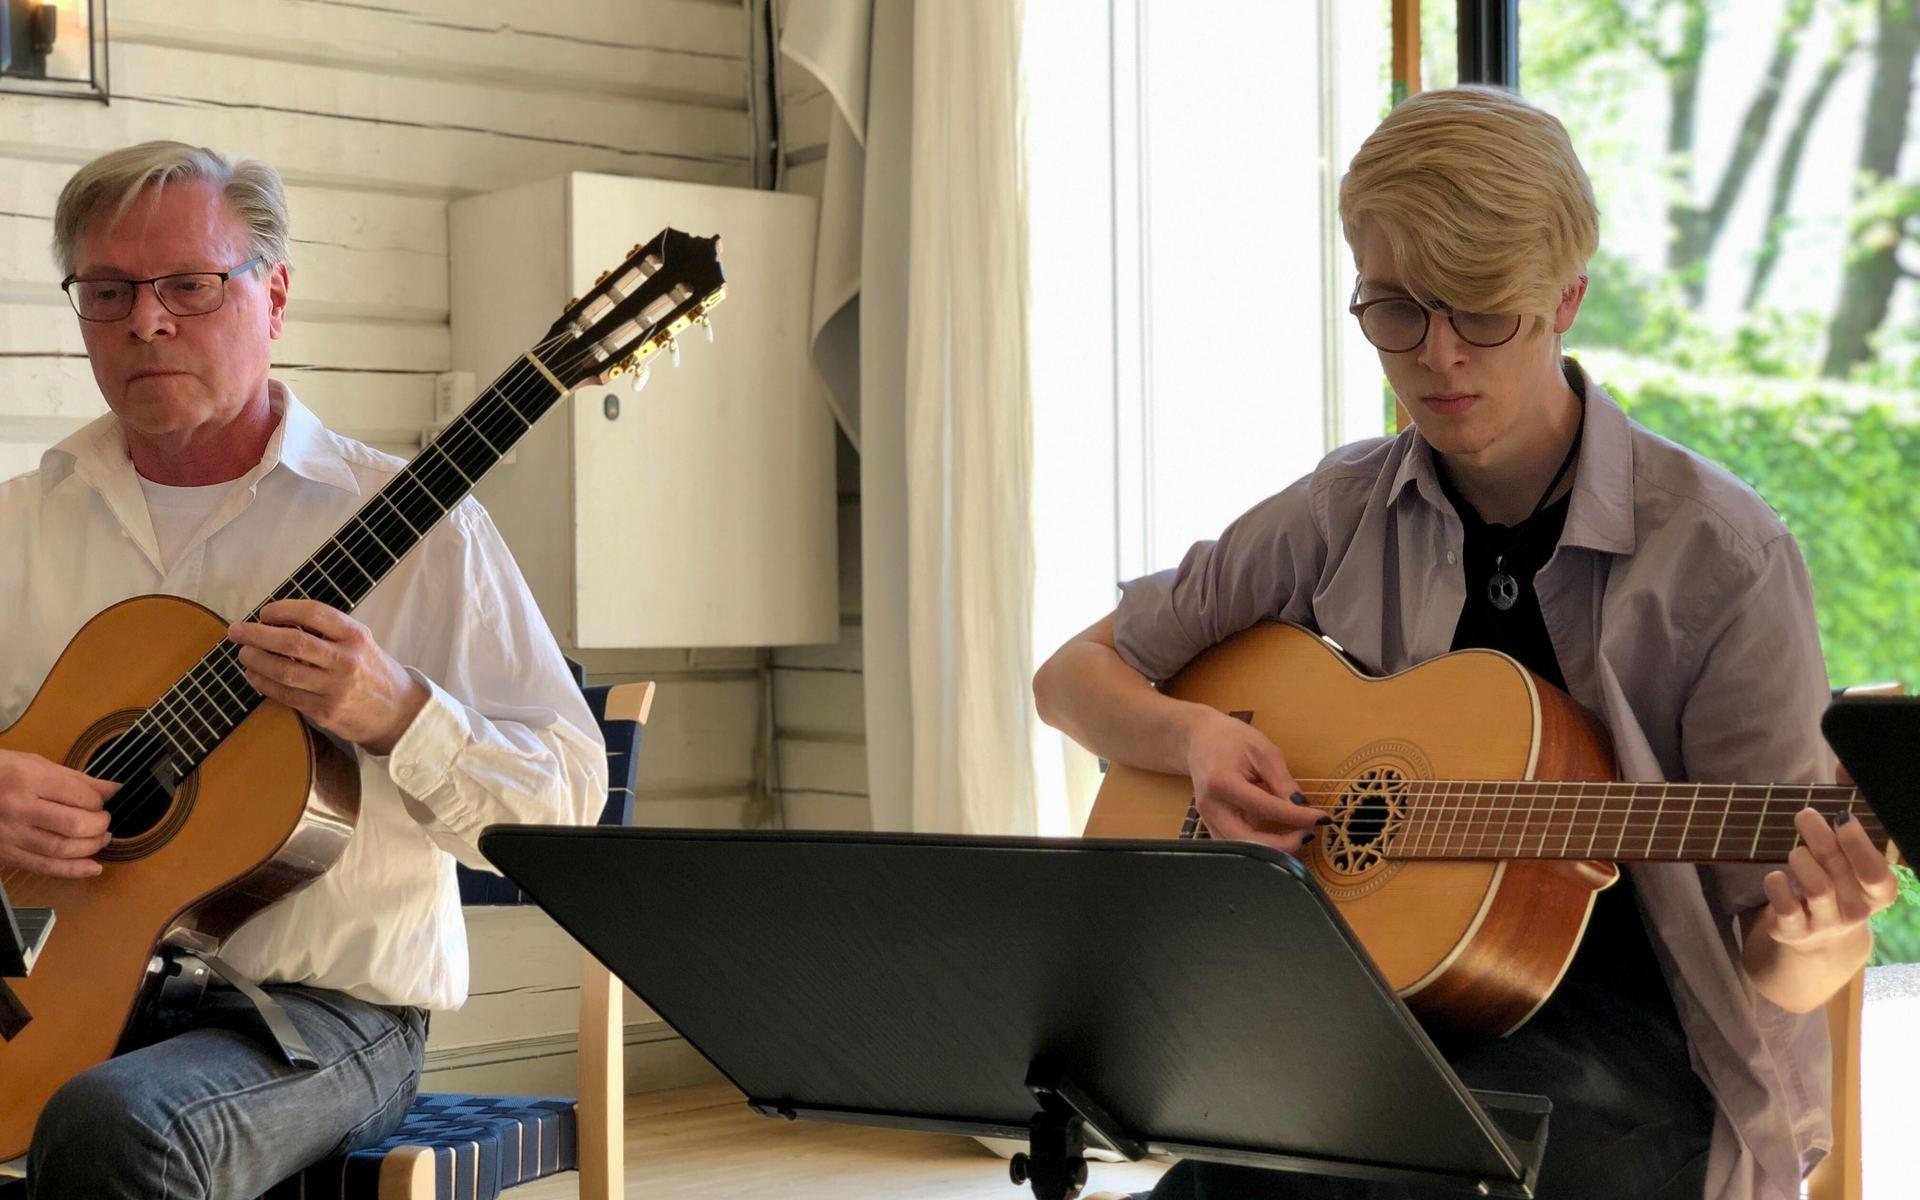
[176,952,321,1071]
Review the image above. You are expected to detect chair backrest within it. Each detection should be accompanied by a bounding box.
[455,679,655,905]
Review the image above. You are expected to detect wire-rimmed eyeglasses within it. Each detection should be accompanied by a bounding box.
[61,255,267,323]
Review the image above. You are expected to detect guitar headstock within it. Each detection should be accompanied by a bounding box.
[537,228,727,391]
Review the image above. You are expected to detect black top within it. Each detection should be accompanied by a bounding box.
[1431,414,1717,1188]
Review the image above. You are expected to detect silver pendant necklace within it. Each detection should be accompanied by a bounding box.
[1484,411,1584,613]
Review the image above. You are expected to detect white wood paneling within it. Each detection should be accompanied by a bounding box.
[113,0,749,110]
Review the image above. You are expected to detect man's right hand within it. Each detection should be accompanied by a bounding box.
[1182,705,1329,855]
[0,749,118,878]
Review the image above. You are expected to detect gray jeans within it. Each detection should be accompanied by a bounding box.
[24,984,426,1199]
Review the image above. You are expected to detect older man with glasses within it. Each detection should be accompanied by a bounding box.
[1037,87,1896,1200]
[0,142,605,1198]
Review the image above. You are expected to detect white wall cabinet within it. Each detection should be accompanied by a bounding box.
[451,173,836,649]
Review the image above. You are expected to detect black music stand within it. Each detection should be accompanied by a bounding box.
[1823,694,1920,860]
[480,828,1552,1199]
[0,881,53,1041]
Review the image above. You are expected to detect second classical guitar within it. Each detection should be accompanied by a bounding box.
[1083,622,1894,1041]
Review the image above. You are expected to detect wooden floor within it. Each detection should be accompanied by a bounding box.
[511,1084,1171,1199]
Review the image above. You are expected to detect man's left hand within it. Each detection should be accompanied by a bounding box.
[228,599,429,756]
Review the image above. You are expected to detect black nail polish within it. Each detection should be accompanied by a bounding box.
[1299,833,1314,847]
[1833,812,1852,827]
[1315,815,1333,826]
[1290,791,1308,805]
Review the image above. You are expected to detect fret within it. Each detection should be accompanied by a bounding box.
[155,696,209,757]
[1644,788,1664,858]
[324,539,379,589]
[459,416,508,458]
[1676,786,1697,860]
[288,564,352,612]
[1519,779,1537,861]
[1751,786,1771,858]
[308,549,359,596]
[1711,787,1732,859]
[371,492,422,540]
[181,668,240,727]
[428,441,478,489]
[144,713,191,762]
[1535,780,1558,858]
[391,470,448,523]
[1442,778,1465,857]
[1559,782,1578,857]
[1586,784,1603,858]
[200,656,251,710]
[338,520,399,577]
[351,513,400,563]
[483,382,535,428]
[166,686,223,752]
[443,421,502,480]
[407,449,469,511]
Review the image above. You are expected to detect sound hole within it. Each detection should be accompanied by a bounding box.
[82,727,185,845]
[1326,765,1408,874]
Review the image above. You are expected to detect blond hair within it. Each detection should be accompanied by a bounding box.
[51,141,290,275]
[1339,86,1597,319]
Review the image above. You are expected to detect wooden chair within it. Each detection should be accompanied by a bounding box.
[1805,680,1906,1200]
[266,678,656,1200]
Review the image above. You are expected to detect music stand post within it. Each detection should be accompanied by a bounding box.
[480,828,1554,1200]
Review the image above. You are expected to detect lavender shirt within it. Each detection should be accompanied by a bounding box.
[1114,361,1833,1200]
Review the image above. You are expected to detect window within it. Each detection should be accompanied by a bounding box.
[1025,1,1390,832]
[1521,0,1919,963]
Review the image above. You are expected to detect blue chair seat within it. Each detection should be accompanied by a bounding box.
[267,1094,577,1200]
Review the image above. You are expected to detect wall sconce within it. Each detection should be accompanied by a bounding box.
[0,0,108,102]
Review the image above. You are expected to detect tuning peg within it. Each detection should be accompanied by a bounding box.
[628,243,643,257]
[630,364,651,393]
[699,316,715,344]
[595,270,610,284]
[668,337,681,367]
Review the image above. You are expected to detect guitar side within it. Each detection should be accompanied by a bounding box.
[0,595,358,1161]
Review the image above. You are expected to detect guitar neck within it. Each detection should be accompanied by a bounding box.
[135,351,570,776]
[1382,779,1888,864]
[1182,780,1888,865]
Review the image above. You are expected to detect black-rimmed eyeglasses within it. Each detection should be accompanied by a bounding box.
[61,255,267,323]
[1347,280,1522,353]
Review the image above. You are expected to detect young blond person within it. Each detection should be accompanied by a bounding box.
[1036,87,1896,1200]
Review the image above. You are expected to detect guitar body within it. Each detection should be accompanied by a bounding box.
[0,595,358,1161]
[1084,622,1621,1042]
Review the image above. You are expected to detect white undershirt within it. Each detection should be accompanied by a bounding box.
[137,475,236,573]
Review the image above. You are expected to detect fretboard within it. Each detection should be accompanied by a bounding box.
[1186,779,1890,864]
[137,352,568,777]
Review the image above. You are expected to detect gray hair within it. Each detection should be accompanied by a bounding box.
[51,141,290,275]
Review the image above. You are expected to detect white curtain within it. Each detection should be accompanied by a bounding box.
[782,0,1039,835]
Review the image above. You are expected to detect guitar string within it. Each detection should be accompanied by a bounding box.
[77,336,581,836]
[2,311,661,880]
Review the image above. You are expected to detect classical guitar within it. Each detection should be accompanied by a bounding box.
[0,229,726,1160]
[1083,622,1897,1042]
